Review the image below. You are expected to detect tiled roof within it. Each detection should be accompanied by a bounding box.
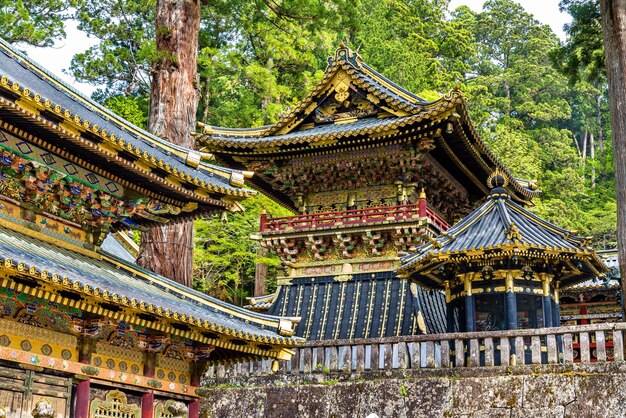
[100,234,135,264]
[0,38,253,201]
[0,224,302,350]
[197,46,541,206]
[565,249,620,290]
[265,271,446,339]
[203,114,423,146]
[398,179,607,287]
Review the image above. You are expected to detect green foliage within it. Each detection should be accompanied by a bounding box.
[349,0,475,94]
[101,95,148,129]
[62,0,617,303]
[0,0,71,47]
[554,0,604,85]
[193,194,291,305]
[70,0,156,97]
[452,0,614,243]
[196,0,355,127]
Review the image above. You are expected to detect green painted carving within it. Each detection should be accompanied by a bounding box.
[90,390,140,418]
[194,387,211,397]
[81,365,99,376]
[147,378,163,389]
[155,399,189,418]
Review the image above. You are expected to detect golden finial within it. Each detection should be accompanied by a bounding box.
[487,167,509,189]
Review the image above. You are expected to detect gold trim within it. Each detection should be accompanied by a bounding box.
[1,277,296,359]
[0,43,241,183]
[0,72,249,199]
[0,222,300,343]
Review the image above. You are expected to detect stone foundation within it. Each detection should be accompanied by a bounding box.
[200,363,626,417]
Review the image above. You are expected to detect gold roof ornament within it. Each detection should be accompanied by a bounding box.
[398,170,608,289]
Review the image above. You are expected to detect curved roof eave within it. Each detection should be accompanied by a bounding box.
[0,38,253,200]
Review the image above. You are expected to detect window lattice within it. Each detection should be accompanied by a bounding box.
[90,390,140,418]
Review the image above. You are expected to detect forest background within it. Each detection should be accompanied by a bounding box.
[3,0,613,305]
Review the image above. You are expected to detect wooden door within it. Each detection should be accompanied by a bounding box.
[0,365,71,418]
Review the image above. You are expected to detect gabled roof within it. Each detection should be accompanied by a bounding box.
[397,172,607,288]
[197,45,540,207]
[0,223,302,362]
[200,44,429,141]
[0,38,255,225]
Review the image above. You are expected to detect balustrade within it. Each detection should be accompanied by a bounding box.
[260,203,450,234]
[206,323,626,380]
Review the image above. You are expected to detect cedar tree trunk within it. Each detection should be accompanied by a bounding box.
[600,0,626,318]
[137,0,202,287]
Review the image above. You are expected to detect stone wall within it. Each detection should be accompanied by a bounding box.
[200,362,626,417]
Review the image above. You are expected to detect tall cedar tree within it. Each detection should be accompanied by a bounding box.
[136,0,202,286]
[599,0,626,317]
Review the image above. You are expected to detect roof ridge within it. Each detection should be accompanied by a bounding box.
[494,199,517,242]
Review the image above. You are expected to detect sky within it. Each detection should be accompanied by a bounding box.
[21,0,572,97]
[449,0,571,39]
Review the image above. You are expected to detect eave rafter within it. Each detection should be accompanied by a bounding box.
[0,257,300,360]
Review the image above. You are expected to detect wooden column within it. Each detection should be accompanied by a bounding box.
[418,189,427,217]
[188,362,204,418]
[142,352,156,418]
[505,273,518,330]
[463,275,475,332]
[541,275,552,327]
[552,286,561,327]
[444,280,455,333]
[254,247,268,297]
[75,337,91,418]
[74,379,90,418]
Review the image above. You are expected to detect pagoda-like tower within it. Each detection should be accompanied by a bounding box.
[198,46,540,340]
[397,171,608,333]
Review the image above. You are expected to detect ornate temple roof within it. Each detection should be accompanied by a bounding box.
[397,172,608,289]
[264,270,446,340]
[564,249,620,291]
[197,45,540,209]
[0,38,254,228]
[0,223,302,362]
[0,38,304,363]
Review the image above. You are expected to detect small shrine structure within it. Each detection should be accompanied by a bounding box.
[198,45,540,340]
[397,171,608,333]
[0,38,301,418]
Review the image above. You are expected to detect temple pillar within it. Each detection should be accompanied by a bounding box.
[254,211,268,296]
[543,296,553,327]
[188,363,202,418]
[444,281,455,333]
[553,286,561,327]
[542,274,552,327]
[142,352,156,418]
[463,275,475,332]
[141,393,154,418]
[75,336,91,418]
[418,189,427,217]
[254,246,268,296]
[505,273,518,330]
[74,378,90,418]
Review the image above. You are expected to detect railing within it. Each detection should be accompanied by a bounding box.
[205,323,626,379]
[260,201,450,234]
